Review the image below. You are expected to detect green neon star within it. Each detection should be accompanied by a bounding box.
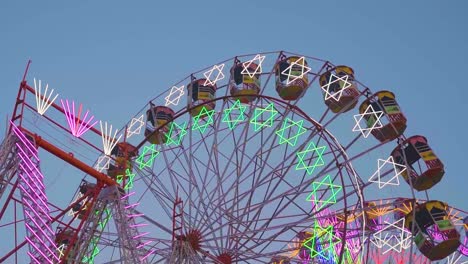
[275,118,308,146]
[192,106,215,133]
[303,221,340,260]
[306,175,342,210]
[296,141,326,175]
[222,100,247,130]
[135,144,160,169]
[165,121,187,146]
[116,168,136,190]
[250,103,278,131]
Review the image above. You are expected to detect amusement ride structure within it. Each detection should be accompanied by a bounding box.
[0,51,466,263]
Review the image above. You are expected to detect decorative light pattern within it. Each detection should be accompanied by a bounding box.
[33,78,59,115]
[352,104,384,138]
[241,54,265,77]
[203,64,225,86]
[82,208,112,263]
[275,118,307,146]
[371,218,412,254]
[250,103,278,131]
[368,156,406,189]
[116,168,136,190]
[222,100,247,130]
[61,99,98,138]
[165,121,187,146]
[306,175,342,210]
[165,85,185,106]
[191,106,215,133]
[94,155,111,173]
[100,121,122,156]
[295,141,326,175]
[281,56,311,85]
[320,74,352,102]
[126,115,144,138]
[135,144,159,169]
[302,221,340,260]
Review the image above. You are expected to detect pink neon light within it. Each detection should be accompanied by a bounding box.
[121,191,135,200]
[130,223,149,228]
[25,223,59,259]
[140,249,156,261]
[23,203,55,236]
[27,251,41,264]
[133,232,150,239]
[25,236,54,264]
[125,203,140,209]
[17,182,50,222]
[11,123,39,160]
[18,163,49,208]
[60,99,98,137]
[461,237,468,256]
[136,240,154,249]
[17,151,46,188]
[127,213,144,218]
[18,170,51,218]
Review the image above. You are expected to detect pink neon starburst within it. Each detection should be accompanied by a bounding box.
[61,99,98,138]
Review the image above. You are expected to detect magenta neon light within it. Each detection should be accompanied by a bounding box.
[130,223,149,228]
[136,240,154,249]
[25,223,59,259]
[121,191,135,200]
[60,99,98,137]
[125,203,140,209]
[11,123,39,160]
[127,213,144,218]
[23,201,55,235]
[17,171,51,217]
[17,163,49,208]
[27,251,41,264]
[16,149,45,182]
[25,236,54,264]
[17,182,50,221]
[17,152,46,188]
[140,249,156,261]
[133,232,150,239]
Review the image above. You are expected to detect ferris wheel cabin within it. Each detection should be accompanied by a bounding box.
[145,105,175,145]
[319,65,360,113]
[405,200,461,261]
[391,135,444,191]
[275,56,309,100]
[230,61,261,103]
[187,78,217,116]
[359,90,407,142]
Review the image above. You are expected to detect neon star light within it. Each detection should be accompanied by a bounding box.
[203,64,225,86]
[371,218,412,254]
[250,103,279,131]
[136,144,160,169]
[241,54,265,77]
[165,121,188,146]
[34,78,59,115]
[116,169,136,190]
[126,115,144,138]
[368,156,406,189]
[165,85,185,106]
[303,221,340,260]
[352,104,384,138]
[320,74,352,101]
[61,99,98,138]
[275,118,307,146]
[100,121,122,156]
[192,106,215,133]
[281,56,311,85]
[296,141,326,175]
[222,100,247,130]
[306,175,342,210]
[94,155,111,173]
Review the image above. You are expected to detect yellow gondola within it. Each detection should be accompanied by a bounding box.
[145,105,175,145]
[319,65,360,113]
[359,91,407,142]
[405,201,460,261]
[187,79,217,116]
[230,61,261,103]
[275,56,309,100]
[391,135,444,191]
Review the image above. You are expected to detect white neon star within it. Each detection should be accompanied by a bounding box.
[204,64,225,86]
[372,218,412,254]
[94,155,111,172]
[241,54,265,78]
[68,192,89,217]
[320,74,352,101]
[57,244,66,258]
[126,115,144,138]
[281,57,311,85]
[165,85,185,106]
[352,104,384,138]
[446,251,468,264]
[34,78,59,115]
[368,156,406,189]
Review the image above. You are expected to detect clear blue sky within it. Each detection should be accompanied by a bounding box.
[1,0,467,257]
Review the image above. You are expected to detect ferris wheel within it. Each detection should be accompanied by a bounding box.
[0,51,466,264]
